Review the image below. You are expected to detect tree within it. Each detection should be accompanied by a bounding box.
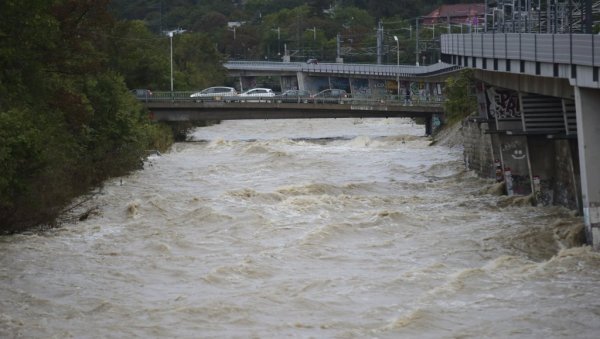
[0,0,173,232]
[443,69,478,124]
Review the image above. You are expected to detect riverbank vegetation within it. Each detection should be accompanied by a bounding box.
[0,1,176,233]
[443,69,478,125]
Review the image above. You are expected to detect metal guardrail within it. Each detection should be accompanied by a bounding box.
[138,91,446,107]
[224,61,461,78]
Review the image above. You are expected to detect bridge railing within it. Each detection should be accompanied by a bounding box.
[140,91,446,107]
[224,61,461,77]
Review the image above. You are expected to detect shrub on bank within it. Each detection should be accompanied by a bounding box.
[0,82,173,233]
[443,69,478,125]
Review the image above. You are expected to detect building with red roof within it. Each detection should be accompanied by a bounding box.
[423,3,486,25]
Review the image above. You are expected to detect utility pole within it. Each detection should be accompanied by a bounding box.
[584,0,593,33]
[484,0,488,32]
[376,20,383,64]
[415,17,420,66]
[336,33,343,63]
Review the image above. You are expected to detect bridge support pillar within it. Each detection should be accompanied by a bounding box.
[425,116,432,136]
[574,87,600,249]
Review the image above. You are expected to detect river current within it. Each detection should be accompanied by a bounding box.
[1,118,599,338]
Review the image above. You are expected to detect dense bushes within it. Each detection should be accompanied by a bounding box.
[0,1,173,232]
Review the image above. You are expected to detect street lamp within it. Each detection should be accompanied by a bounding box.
[393,35,400,100]
[167,29,186,93]
[169,31,173,93]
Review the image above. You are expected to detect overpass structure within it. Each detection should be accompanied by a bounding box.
[223,61,460,102]
[441,32,600,249]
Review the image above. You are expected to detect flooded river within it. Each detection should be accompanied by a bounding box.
[1,118,599,338]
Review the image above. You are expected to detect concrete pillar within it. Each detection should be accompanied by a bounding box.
[425,116,432,136]
[574,87,600,249]
[296,72,306,91]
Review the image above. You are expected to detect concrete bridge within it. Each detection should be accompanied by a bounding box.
[143,93,445,135]
[441,32,600,249]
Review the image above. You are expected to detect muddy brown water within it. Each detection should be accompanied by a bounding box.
[1,119,599,338]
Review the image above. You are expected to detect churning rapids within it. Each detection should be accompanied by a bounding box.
[1,118,599,338]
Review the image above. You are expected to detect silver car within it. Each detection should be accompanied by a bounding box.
[190,86,237,102]
[237,88,276,102]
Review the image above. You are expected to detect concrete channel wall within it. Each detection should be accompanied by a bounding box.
[462,119,582,211]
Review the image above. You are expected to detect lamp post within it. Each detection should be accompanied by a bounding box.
[393,35,400,100]
[167,29,186,93]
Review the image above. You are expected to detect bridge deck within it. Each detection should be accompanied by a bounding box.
[145,101,443,121]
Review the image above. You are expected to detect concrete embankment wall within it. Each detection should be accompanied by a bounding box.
[461,119,581,212]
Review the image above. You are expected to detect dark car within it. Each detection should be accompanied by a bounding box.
[131,89,153,100]
[275,89,311,103]
[311,89,349,103]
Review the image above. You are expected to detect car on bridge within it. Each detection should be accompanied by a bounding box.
[311,89,349,104]
[275,89,311,103]
[237,88,276,102]
[131,89,153,101]
[190,86,237,102]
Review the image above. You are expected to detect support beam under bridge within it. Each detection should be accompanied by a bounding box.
[144,101,444,134]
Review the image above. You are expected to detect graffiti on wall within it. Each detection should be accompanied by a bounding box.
[486,87,521,119]
[281,76,298,91]
[500,137,531,196]
[351,78,370,96]
[501,141,527,161]
[330,77,351,92]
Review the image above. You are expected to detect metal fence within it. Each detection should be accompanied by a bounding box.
[441,33,600,67]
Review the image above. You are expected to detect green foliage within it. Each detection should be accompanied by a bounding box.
[443,69,478,125]
[173,33,226,90]
[107,0,444,63]
[108,20,170,90]
[0,0,174,232]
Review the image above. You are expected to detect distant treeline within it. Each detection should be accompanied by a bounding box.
[108,0,463,64]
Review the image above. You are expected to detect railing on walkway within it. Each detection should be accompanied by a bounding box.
[137,91,446,107]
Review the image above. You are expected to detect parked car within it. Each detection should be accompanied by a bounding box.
[131,89,153,100]
[275,89,311,103]
[190,86,237,102]
[237,88,276,102]
[311,89,349,103]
